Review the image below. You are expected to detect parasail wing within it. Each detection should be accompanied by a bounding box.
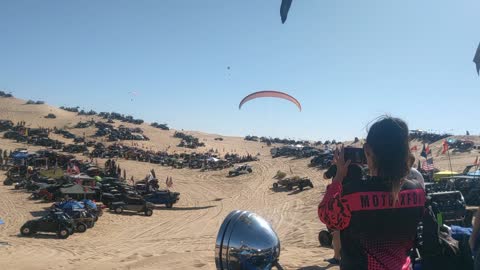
[474,42,480,75]
[239,91,301,111]
[280,0,293,24]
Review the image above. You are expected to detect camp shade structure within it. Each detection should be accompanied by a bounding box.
[60,184,95,196]
[0,219,4,225]
[433,171,461,181]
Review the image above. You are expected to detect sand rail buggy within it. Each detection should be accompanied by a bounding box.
[273,177,314,191]
[20,211,75,239]
[228,165,253,177]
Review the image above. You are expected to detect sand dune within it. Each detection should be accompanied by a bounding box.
[0,97,478,269]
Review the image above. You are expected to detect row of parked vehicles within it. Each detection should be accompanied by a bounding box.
[20,199,103,239]
[15,177,181,238]
[1,150,181,238]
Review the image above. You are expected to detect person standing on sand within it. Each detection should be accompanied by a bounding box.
[319,117,425,270]
[407,154,425,189]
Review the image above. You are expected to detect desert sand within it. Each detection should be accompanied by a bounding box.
[0,97,478,270]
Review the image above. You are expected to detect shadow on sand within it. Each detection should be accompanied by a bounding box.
[161,205,216,211]
[298,265,337,270]
[16,233,65,240]
[270,187,313,196]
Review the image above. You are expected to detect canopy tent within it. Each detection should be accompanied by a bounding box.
[69,174,96,187]
[69,174,94,181]
[434,171,461,181]
[60,184,95,200]
[87,167,100,172]
[207,157,220,162]
[0,219,4,225]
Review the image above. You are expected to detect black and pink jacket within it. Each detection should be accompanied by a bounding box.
[319,177,425,270]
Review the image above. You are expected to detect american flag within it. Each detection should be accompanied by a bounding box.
[422,158,435,171]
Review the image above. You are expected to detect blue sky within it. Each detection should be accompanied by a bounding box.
[1,0,479,141]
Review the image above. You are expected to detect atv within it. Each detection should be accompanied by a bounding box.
[20,212,75,239]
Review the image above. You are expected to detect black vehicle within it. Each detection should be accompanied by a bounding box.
[310,152,334,169]
[273,177,314,191]
[63,144,88,153]
[228,165,253,177]
[20,212,75,239]
[110,195,154,216]
[82,202,103,222]
[429,191,467,226]
[144,190,180,208]
[66,210,95,232]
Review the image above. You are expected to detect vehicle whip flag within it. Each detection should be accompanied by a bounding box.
[442,140,449,155]
[422,158,435,171]
[280,0,293,24]
[421,144,427,159]
[239,91,302,111]
[474,42,480,75]
[166,177,173,188]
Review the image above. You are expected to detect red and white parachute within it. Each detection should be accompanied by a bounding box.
[239,91,302,111]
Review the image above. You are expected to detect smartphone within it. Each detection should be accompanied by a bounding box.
[344,147,367,164]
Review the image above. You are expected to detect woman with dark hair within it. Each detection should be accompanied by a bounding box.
[319,116,426,270]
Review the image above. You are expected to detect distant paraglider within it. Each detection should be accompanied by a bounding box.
[129,91,139,101]
[239,91,302,111]
[474,42,480,75]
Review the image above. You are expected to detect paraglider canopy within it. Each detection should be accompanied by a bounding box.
[474,42,480,75]
[280,0,293,24]
[239,91,302,111]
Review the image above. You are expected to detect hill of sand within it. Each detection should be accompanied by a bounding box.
[0,97,479,270]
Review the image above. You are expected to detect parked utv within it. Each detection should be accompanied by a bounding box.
[273,177,314,191]
[110,195,154,216]
[144,190,180,208]
[20,212,75,239]
[228,165,253,177]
